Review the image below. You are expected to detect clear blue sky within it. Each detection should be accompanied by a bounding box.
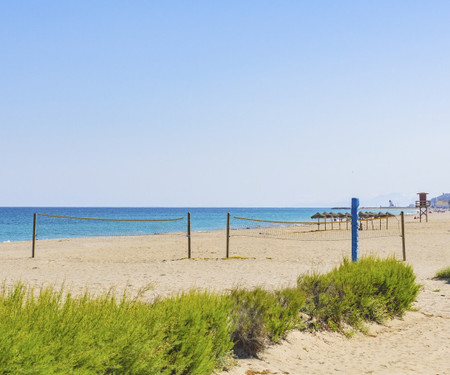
[1,1,449,207]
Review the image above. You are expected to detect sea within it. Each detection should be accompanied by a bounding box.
[0,207,413,243]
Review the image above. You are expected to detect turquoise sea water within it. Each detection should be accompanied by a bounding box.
[0,207,412,243]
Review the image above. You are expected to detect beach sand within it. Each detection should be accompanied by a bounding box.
[1,212,449,374]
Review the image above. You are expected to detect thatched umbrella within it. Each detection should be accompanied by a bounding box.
[311,212,325,230]
[367,212,377,229]
[364,212,374,229]
[358,211,367,230]
[384,212,395,229]
[336,212,346,229]
[322,212,330,230]
[344,212,351,229]
[327,212,338,230]
[377,212,384,229]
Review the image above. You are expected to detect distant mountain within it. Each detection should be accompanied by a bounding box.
[431,193,450,207]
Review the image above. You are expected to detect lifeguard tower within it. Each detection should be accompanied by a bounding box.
[415,192,430,222]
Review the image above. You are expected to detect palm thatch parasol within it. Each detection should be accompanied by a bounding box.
[384,212,395,229]
[336,212,345,229]
[376,212,384,229]
[367,212,377,229]
[311,212,325,230]
[322,212,330,230]
[358,211,367,230]
[344,212,351,229]
[327,212,338,229]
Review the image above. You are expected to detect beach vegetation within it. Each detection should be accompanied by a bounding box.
[297,257,420,331]
[0,257,420,373]
[0,285,234,374]
[434,266,450,280]
[229,287,306,356]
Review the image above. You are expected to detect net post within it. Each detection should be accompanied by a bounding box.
[401,211,406,261]
[32,213,37,258]
[351,198,359,262]
[187,212,191,259]
[226,213,230,258]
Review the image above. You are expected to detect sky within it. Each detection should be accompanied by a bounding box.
[1,1,449,207]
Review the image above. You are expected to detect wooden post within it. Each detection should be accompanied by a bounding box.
[226,213,230,258]
[401,211,406,261]
[32,213,37,258]
[187,212,191,259]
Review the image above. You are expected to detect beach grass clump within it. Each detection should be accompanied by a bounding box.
[151,291,235,374]
[0,284,234,374]
[229,287,306,356]
[0,257,421,372]
[297,257,420,330]
[435,266,450,280]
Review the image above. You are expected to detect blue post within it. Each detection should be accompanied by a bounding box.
[351,198,359,262]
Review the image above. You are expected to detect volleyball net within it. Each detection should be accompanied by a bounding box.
[229,212,401,242]
[32,213,190,258]
[29,209,405,261]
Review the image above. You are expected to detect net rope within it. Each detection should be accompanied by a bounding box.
[35,213,187,240]
[37,214,184,222]
[230,214,401,242]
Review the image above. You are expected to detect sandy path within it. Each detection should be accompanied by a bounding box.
[220,281,450,375]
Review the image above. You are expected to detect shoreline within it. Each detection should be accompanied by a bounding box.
[1,212,416,245]
[0,207,419,243]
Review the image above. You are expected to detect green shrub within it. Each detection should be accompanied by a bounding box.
[297,257,420,330]
[229,287,306,357]
[0,257,421,373]
[229,289,268,356]
[435,266,450,280]
[152,291,235,374]
[0,285,234,374]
